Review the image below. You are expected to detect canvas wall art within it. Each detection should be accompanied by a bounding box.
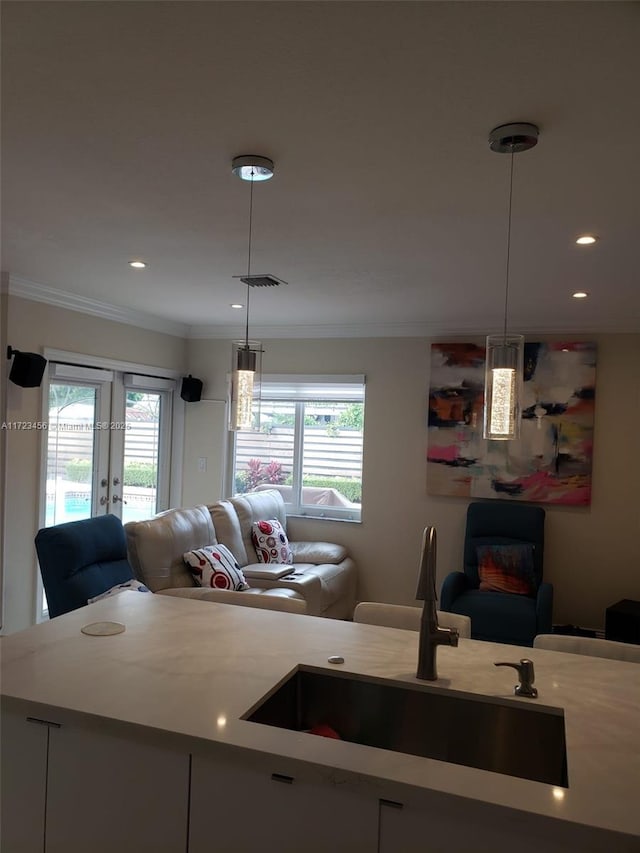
[427,342,596,505]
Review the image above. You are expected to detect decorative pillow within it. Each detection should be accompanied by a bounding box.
[251,519,293,564]
[477,543,536,596]
[88,579,150,603]
[183,544,249,591]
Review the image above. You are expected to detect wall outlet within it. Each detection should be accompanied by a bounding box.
[197,457,207,472]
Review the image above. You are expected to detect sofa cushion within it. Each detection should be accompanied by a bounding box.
[125,505,215,592]
[157,586,306,614]
[184,544,249,591]
[230,490,288,563]
[208,500,249,566]
[450,589,537,645]
[477,543,536,596]
[252,519,293,564]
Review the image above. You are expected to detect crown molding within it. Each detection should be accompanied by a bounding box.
[8,275,189,339]
[186,318,640,340]
[8,276,638,340]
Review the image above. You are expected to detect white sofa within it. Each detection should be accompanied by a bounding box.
[125,489,357,619]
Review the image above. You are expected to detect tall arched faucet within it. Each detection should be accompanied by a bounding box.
[416,526,459,680]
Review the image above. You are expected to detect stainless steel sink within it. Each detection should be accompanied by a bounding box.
[243,666,568,787]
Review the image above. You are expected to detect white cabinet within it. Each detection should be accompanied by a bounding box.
[0,707,49,853]
[189,752,379,853]
[45,723,190,853]
[1,703,190,853]
[377,792,640,853]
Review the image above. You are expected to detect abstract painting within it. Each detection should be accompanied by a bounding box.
[427,342,596,505]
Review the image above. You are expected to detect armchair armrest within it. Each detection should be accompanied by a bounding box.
[440,571,471,611]
[535,581,554,634]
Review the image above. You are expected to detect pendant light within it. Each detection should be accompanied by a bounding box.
[228,155,280,432]
[483,123,539,441]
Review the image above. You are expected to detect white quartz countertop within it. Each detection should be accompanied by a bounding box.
[2,593,639,837]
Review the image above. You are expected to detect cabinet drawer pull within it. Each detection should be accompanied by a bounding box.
[271,773,294,784]
[380,798,403,810]
[26,716,61,728]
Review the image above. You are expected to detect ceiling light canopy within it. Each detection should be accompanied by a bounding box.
[483,122,539,442]
[231,155,274,182]
[576,235,598,245]
[572,291,589,299]
[129,260,147,269]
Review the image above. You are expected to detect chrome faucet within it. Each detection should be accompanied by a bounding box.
[416,526,459,681]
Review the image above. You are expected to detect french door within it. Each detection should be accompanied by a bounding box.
[44,363,175,525]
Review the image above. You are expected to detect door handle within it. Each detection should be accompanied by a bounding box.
[100,495,109,506]
[112,494,128,505]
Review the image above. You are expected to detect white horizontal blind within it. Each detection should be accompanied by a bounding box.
[123,373,177,391]
[261,375,365,402]
[51,363,113,383]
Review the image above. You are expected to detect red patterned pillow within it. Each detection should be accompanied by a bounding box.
[251,519,293,564]
[477,544,536,596]
[183,544,249,591]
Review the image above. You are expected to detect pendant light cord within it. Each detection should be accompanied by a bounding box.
[502,147,515,341]
[245,170,255,347]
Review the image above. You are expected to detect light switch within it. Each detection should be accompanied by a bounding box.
[197,457,207,472]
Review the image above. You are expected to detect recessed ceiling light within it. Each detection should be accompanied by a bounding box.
[230,303,244,309]
[129,260,147,269]
[572,291,589,299]
[575,235,598,245]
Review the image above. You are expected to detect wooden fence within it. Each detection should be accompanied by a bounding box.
[235,426,363,479]
[46,422,160,480]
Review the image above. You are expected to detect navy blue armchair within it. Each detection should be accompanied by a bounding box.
[440,501,552,646]
[35,514,135,618]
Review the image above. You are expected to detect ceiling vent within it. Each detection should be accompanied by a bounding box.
[235,274,287,288]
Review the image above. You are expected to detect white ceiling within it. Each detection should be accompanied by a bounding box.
[2,1,640,338]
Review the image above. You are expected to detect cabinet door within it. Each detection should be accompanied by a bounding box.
[0,707,49,853]
[45,724,190,853]
[378,794,640,853]
[189,753,378,853]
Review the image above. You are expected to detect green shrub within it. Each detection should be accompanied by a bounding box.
[65,459,157,488]
[123,461,157,488]
[65,458,92,483]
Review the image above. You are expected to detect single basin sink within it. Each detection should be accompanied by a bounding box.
[243,666,568,787]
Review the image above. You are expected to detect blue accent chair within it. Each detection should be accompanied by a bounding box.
[440,501,552,646]
[35,514,135,618]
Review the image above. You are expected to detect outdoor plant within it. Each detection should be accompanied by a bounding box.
[123,461,157,488]
[242,458,286,492]
[64,458,157,488]
[65,458,92,483]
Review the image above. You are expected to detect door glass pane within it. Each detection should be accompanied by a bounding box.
[46,383,98,525]
[122,391,161,522]
[301,401,363,509]
[233,400,295,497]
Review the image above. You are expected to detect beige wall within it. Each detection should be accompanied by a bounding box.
[4,300,638,636]
[186,333,640,631]
[2,295,186,634]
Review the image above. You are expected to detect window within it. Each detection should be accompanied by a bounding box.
[230,375,365,521]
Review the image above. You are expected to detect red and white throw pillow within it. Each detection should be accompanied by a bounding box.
[183,544,249,591]
[251,519,293,564]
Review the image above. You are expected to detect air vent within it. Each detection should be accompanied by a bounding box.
[235,274,287,288]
